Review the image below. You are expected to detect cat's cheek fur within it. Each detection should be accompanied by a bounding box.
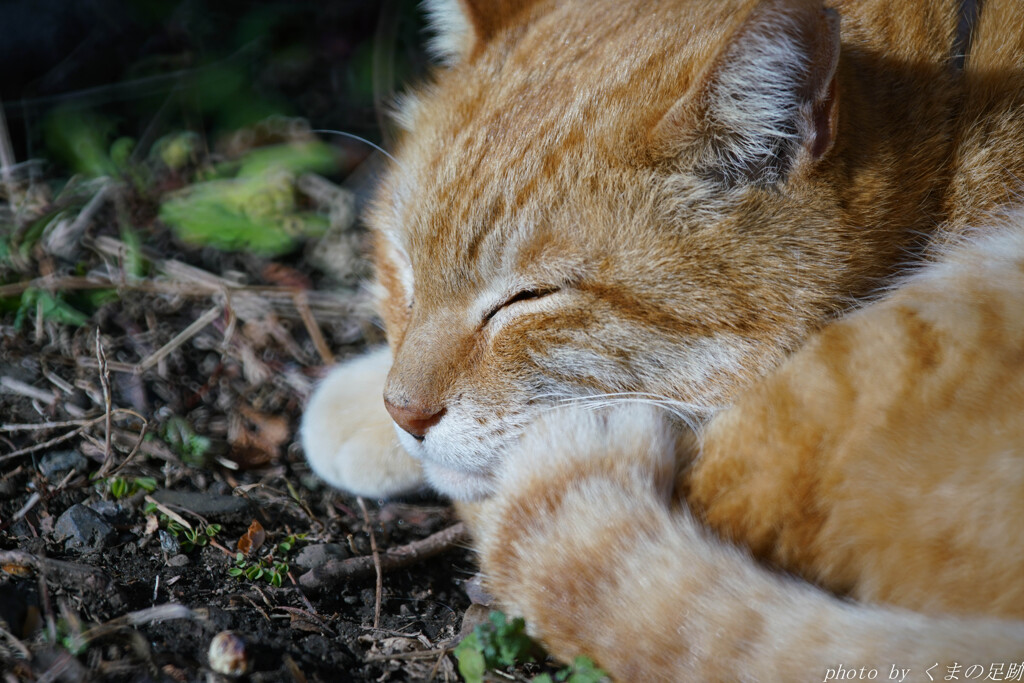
[491,405,680,503]
[300,347,425,498]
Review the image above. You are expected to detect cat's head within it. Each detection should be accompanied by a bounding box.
[368,0,881,500]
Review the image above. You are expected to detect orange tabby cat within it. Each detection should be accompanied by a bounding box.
[301,0,1024,678]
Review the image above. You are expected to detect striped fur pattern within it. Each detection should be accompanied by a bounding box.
[300,0,1024,677]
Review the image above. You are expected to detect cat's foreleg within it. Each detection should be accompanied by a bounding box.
[471,405,1024,682]
[301,346,424,497]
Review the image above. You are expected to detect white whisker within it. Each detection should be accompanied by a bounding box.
[312,129,401,167]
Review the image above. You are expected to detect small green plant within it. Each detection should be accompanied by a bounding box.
[161,417,212,466]
[228,552,289,587]
[53,618,89,657]
[533,656,609,683]
[14,288,90,328]
[227,533,303,588]
[453,611,541,683]
[105,476,158,500]
[454,611,609,683]
[144,503,222,553]
[170,521,221,552]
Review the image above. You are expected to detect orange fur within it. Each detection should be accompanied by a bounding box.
[301,0,1024,678]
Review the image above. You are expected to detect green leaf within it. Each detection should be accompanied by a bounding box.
[235,141,337,178]
[161,417,211,466]
[228,567,244,577]
[454,633,486,683]
[109,137,136,171]
[43,107,118,177]
[158,149,331,256]
[544,656,609,683]
[151,132,201,171]
[119,224,147,279]
[109,478,128,499]
[134,477,158,493]
[19,289,90,328]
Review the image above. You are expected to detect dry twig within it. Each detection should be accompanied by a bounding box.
[0,376,57,405]
[299,522,468,593]
[0,409,146,463]
[293,290,334,365]
[95,333,113,468]
[358,497,383,629]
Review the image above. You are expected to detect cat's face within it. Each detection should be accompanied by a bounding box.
[368,0,895,500]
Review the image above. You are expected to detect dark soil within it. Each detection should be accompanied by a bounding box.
[0,199,483,681]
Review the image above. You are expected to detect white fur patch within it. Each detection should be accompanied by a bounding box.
[703,6,810,184]
[422,0,473,65]
[300,347,425,497]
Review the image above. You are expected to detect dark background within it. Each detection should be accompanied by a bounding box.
[0,0,427,171]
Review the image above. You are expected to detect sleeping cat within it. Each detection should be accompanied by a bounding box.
[301,0,1024,678]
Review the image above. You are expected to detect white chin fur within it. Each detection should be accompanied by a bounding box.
[300,347,425,498]
[423,461,496,501]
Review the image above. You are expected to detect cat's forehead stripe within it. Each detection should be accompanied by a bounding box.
[387,0,748,290]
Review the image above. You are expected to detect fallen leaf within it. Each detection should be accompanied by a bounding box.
[1,563,33,578]
[226,405,290,468]
[237,520,266,556]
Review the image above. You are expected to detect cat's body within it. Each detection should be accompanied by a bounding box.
[301,0,1024,678]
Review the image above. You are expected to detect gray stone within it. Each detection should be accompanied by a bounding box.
[38,450,88,479]
[166,554,190,567]
[293,543,349,571]
[150,490,251,522]
[88,501,129,525]
[464,573,494,606]
[158,529,181,555]
[54,504,116,551]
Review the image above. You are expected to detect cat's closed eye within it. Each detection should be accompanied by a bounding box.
[483,287,561,324]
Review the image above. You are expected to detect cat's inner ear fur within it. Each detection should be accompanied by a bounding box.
[423,0,541,64]
[658,0,841,187]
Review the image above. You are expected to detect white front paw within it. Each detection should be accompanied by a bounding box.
[301,347,425,498]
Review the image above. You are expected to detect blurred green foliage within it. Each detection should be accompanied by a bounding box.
[454,611,610,683]
[158,141,335,254]
[3,0,424,263]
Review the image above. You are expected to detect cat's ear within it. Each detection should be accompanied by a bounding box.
[655,0,840,187]
[423,0,541,65]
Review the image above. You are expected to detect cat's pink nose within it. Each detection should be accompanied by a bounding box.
[384,398,446,439]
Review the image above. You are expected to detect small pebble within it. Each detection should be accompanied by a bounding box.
[464,573,494,606]
[166,554,190,567]
[293,543,349,572]
[208,630,249,677]
[159,530,181,555]
[54,504,116,551]
[38,450,88,480]
[88,501,129,525]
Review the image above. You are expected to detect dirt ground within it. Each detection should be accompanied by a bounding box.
[0,187,493,681]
